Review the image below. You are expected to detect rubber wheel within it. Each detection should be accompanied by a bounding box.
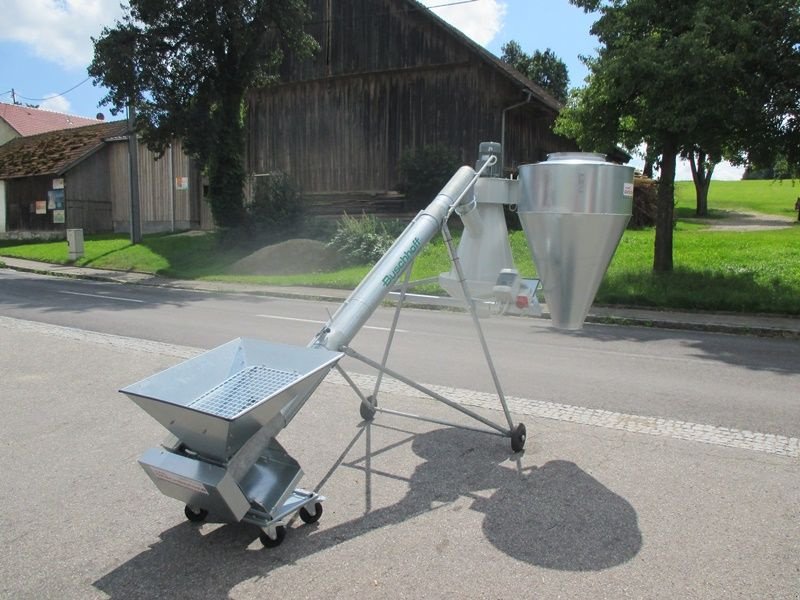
[510,423,527,453]
[184,505,208,523]
[259,525,286,548]
[360,398,376,421]
[299,502,323,524]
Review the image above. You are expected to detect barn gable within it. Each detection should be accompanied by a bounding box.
[280,0,560,112]
[248,0,575,204]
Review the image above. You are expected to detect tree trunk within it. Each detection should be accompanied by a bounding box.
[654,141,677,273]
[643,158,654,179]
[207,90,247,229]
[643,142,657,179]
[689,149,714,217]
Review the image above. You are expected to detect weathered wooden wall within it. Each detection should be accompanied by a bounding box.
[249,63,572,195]
[4,176,54,231]
[281,0,472,80]
[106,139,211,233]
[65,145,113,232]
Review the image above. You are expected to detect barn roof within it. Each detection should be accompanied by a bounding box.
[0,102,102,137]
[405,0,562,112]
[0,120,129,179]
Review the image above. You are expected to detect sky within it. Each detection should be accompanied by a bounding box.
[0,0,744,180]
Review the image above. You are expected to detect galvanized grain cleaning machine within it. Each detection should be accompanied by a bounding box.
[121,148,634,547]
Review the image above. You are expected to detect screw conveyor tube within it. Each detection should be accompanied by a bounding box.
[314,166,477,352]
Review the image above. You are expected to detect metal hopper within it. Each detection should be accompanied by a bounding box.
[120,338,342,461]
[518,153,634,330]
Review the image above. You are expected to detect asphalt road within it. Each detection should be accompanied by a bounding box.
[1,310,798,599]
[1,268,799,438]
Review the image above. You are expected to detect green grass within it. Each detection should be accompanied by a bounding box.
[2,179,799,315]
[0,232,254,277]
[675,179,800,218]
[597,225,800,314]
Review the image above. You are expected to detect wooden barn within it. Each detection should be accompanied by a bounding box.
[247,0,577,213]
[0,121,212,238]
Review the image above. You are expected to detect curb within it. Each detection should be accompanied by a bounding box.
[3,260,798,339]
[584,314,799,340]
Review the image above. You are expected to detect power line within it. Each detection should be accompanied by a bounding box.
[306,0,480,26]
[425,0,480,8]
[13,77,91,103]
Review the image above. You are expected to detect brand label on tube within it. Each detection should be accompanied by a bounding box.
[382,237,422,287]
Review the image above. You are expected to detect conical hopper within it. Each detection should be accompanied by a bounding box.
[120,338,342,461]
[518,153,634,330]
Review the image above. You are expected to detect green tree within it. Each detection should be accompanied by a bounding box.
[500,41,569,104]
[89,0,317,229]
[557,0,800,272]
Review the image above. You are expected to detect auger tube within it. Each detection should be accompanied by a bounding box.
[313,166,477,352]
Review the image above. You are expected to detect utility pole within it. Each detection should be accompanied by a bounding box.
[127,103,142,244]
[11,89,17,105]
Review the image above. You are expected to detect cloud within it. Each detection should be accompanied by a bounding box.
[420,0,507,47]
[0,0,124,69]
[38,95,72,113]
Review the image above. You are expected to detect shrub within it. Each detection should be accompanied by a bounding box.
[327,213,398,265]
[629,175,658,229]
[398,144,462,209]
[245,172,304,234]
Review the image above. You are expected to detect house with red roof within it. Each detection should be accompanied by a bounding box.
[0,102,103,146]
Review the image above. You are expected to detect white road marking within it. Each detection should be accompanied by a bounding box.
[1,315,796,458]
[256,314,408,333]
[59,290,145,303]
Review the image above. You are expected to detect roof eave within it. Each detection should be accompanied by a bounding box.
[405,0,563,113]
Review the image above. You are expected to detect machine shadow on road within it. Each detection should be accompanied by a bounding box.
[93,425,642,598]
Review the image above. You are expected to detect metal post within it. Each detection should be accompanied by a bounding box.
[127,103,142,244]
[168,144,176,232]
[441,220,516,432]
[370,261,414,405]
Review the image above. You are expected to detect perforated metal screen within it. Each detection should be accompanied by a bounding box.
[189,365,300,419]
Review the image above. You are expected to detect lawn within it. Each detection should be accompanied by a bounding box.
[0,232,254,277]
[675,179,800,218]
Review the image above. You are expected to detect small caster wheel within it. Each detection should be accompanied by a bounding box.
[259,525,286,548]
[299,502,323,524]
[184,505,208,523]
[360,397,376,421]
[511,423,527,453]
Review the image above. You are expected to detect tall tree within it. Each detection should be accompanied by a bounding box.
[89,0,317,229]
[500,41,570,104]
[557,0,800,272]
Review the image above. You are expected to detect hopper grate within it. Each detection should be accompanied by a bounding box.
[189,365,300,419]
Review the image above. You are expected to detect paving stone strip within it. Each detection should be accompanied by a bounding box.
[3,315,797,459]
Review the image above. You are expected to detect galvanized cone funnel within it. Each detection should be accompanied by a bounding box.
[120,338,342,461]
[518,153,634,330]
